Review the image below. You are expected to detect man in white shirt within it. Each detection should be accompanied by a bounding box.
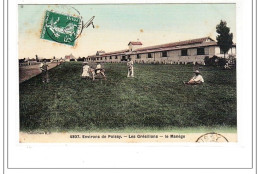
[184,70,204,85]
[127,59,134,77]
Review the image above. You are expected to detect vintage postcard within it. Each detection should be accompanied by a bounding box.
[18,4,237,143]
[4,0,257,171]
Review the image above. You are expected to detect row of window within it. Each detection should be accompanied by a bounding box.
[91,55,119,61]
[137,48,206,59]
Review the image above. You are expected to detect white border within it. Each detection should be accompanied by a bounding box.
[4,0,256,173]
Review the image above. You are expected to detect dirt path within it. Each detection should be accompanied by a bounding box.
[19,62,59,83]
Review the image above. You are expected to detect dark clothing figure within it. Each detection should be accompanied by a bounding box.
[40,62,49,83]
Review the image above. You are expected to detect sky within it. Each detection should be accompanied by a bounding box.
[18,4,236,59]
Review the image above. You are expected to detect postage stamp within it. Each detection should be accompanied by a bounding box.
[41,10,81,46]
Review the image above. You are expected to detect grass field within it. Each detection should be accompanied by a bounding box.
[19,62,236,132]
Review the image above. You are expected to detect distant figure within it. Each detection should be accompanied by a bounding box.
[81,62,91,79]
[39,60,49,83]
[127,59,134,77]
[224,63,231,69]
[184,70,204,85]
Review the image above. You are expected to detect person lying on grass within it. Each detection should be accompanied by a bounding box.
[183,70,204,85]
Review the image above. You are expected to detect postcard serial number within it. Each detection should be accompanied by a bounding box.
[70,135,81,138]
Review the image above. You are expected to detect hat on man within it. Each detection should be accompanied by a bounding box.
[194,70,200,74]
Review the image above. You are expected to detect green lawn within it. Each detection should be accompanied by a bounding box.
[19,62,237,132]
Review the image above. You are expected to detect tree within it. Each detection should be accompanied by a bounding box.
[216,20,233,58]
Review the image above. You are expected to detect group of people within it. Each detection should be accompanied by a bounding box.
[126,59,204,85]
[81,59,204,85]
[40,59,204,85]
[81,62,106,81]
[81,59,135,80]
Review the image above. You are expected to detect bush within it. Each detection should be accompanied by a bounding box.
[218,58,227,67]
[204,55,227,67]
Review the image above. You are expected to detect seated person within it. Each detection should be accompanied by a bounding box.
[94,63,106,80]
[184,70,204,85]
[95,63,102,74]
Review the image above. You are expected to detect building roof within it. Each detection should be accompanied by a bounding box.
[101,49,129,56]
[87,49,128,58]
[96,50,106,56]
[135,42,218,54]
[135,37,215,52]
[87,36,236,58]
[65,53,75,59]
[128,41,143,46]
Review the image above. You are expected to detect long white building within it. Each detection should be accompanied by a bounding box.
[87,37,236,65]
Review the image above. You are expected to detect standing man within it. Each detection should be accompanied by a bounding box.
[127,59,134,77]
[183,70,204,85]
[40,60,49,83]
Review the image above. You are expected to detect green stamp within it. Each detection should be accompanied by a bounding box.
[41,10,81,46]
